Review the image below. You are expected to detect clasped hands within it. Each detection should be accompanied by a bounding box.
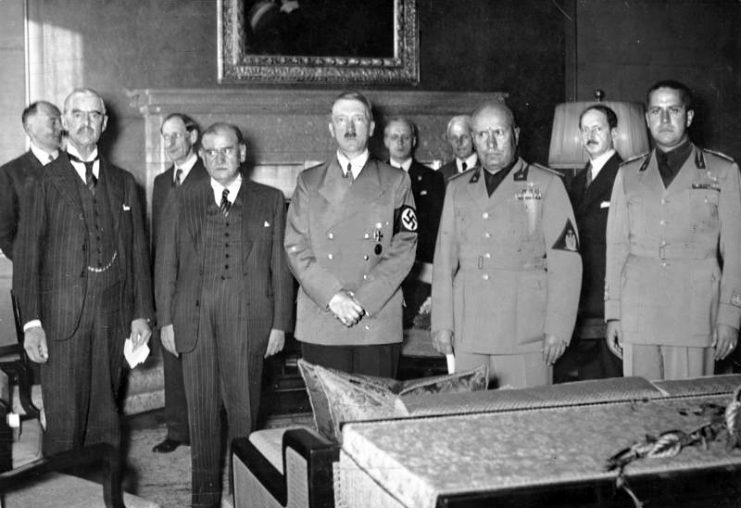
[328,290,365,327]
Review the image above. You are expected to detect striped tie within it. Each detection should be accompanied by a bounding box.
[219,188,231,217]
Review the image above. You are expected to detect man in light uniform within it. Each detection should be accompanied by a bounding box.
[605,80,741,379]
[432,101,581,388]
[285,91,417,377]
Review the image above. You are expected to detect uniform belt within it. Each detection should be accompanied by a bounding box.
[631,245,715,260]
[416,262,433,285]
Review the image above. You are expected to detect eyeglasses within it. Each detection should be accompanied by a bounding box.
[202,146,237,159]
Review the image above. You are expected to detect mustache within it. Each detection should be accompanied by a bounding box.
[344,132,357,139]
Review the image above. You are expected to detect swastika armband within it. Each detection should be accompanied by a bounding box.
[551,218,580,252]
[394,205,418,234]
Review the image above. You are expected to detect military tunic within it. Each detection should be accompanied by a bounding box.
[432,158,582,355]
[285,158,417,346]
[605,145,741,348]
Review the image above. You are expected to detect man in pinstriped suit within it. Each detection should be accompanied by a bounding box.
[13,88,154,456]
[155,122,293,508]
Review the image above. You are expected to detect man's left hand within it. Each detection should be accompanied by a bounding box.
[713,323,739,361]
[265,329,285,358]
[130,318,152,348]
[542,333,568,366]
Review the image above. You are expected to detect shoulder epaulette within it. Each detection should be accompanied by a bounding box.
[703,148,735,163]
[449,165,476,182]
[619,152,649,167]
[531,163,563,177]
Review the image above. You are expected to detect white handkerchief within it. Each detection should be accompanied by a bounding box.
[600,201,610,208]
[264,220,271,227]
[124,337,150,368]
[123,204,131,211]
[446,353,455,374]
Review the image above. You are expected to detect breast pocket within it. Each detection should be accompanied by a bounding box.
[688,189,720,232]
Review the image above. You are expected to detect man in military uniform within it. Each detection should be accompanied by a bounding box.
[431,101,581,388]
[605,80,741,380]
[285,91,417,377]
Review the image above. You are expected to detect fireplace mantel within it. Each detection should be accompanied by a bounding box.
[128,88,507,203]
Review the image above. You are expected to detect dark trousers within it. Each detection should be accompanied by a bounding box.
[41,271,124,456]
[183,278,266,508]
[301,342,401,378]
[153,329,190,442]
[553,336,623,383]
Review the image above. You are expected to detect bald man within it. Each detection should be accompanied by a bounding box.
[432,102,581,388]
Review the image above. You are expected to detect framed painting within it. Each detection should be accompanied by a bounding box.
[218,0,419,85]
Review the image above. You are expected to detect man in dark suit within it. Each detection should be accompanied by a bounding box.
[156,122,293,508]
[0,101,62,259]
[438,115,478,181]
[554,104,623,382]
[383,116,445,328]
[13,88,153,456]
[150,113,208,454]
[285,91,417,377]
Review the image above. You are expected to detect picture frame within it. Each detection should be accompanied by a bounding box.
[218,0,419,85]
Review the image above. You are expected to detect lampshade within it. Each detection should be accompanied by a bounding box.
[548,92,650,169]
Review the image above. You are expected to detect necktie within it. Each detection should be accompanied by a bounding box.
[461,161,467,173]
[219,188,231,217]
[584,163,593,189]
[345,162,353,181]
[68,153,97,194]
[175,168,183,187]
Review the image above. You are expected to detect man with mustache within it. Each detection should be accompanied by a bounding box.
[606,80,741,380]
[285,91,417,377]
[149,113,208,454]
[554,104,623,382]
[432,101,581,388]
[0,101,62,259]
[13,88,153,456]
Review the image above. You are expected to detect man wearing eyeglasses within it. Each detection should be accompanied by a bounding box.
[432,101,581,388]
[605,80,741,380]
[13,88,153,456]
[554,105,623,383]
[156,122,293,507]
[383,117,445,329]
[149,113,209,455]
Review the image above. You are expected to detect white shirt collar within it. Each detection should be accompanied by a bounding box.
[588,149,616,179]
[390,157,413,172]
[210,173,242,206]
[457,153,478,173]
[173,152,198,183]
[66,144,100,182]
[30,144,58,166]
[336,149,369,180]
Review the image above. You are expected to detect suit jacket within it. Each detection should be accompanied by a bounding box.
[0,151,44,260]
[13,153,154,339]
[284,157,417,346]
[155,177,294,353]
[568,152,621,319]
[432,158,582,354]
[605,145,741,346]
[402,160,445,265]
[151,158,209,254]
